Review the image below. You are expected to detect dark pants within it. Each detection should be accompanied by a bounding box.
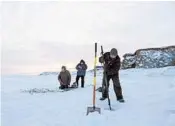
[59,85,68,89]
[76,75,85,88]
[102,73,123,100]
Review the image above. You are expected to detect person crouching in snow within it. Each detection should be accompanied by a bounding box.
[76,60,88,88]
[58,66,71,89]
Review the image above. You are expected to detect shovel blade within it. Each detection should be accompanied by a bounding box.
[86,106,101,115]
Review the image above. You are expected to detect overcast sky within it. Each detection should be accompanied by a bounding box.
[1,1,175,75]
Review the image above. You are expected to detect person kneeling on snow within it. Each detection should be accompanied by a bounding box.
[58,66,71,89]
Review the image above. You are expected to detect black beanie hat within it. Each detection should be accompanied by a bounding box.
[110,48,118,57]
[62,66,66,70]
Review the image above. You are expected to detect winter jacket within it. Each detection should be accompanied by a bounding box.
[58,70,71,86]
[76,62,88,76]
[99,52,121,76]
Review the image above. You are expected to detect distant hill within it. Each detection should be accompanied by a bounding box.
[39,72,59,76]
[39,66,103,76]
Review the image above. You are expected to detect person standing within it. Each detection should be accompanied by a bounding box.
[76,60,88,88]
[99,48,125,103]
[58,66,71,89]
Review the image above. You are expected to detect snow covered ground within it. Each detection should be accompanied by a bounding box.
[1,67,175,126]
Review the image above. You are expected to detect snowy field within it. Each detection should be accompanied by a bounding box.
[1,67,175,126]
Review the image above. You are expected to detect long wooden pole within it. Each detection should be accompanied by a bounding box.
[93,43,97,108]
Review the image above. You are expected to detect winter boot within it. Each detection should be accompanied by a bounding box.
[117,95,125,103]
[100,93,107,100]
[118,99,125,103]
[100,97,107,101]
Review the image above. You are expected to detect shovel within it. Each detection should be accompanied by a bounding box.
[86,42,101,115]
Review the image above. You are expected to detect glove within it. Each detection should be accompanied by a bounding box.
[99,57,104,63]
[78,66,82,69]
[59,80,64,85]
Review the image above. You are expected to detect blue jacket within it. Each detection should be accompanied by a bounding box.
[76,63,88,76]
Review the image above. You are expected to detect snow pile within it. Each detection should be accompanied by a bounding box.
[1,67,175,126]
[122,46,175,69]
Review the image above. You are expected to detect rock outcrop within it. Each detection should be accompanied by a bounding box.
[122,45,175,69]
[122,53,136,69]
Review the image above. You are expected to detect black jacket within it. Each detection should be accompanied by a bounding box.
[99,52,121,76]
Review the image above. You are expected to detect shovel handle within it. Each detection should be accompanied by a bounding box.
[93,43,97,107]
[95,43,97,54]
